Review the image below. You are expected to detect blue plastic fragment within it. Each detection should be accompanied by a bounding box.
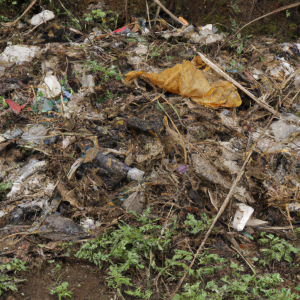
[222,109,231,116]
[242,231,254,240]
[226,69,238,73]
[63,90,72,99]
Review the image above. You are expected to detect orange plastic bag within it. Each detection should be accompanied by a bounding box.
[125,59,241,108]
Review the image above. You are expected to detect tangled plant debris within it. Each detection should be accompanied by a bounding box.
[1,0,300,299]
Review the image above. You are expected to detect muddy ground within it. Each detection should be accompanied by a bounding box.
[11,261,111,300]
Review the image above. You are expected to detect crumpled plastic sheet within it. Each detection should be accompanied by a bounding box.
[192,154,254,203]
[125,58,242,108]
[37,214,88,241]
[30,10,55,26]
[6,159,47,198]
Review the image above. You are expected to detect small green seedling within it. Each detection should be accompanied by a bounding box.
[49,282,73,300]
[0,258,27,295]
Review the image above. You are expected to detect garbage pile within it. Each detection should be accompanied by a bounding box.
[1,0,300,298]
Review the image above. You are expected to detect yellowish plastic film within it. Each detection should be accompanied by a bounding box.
[125,57,242,108]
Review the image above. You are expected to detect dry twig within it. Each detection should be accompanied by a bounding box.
[125,0,129,22]
[146,1,152,29]
[153,0,184,25]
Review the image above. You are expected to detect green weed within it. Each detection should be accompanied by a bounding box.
[0,15,10,22]
[176,263,300,299]
[0,180,12,194]
[84,61,120,83]
[3,258,27,273]
[184,213,213,234]
[0,258,27,295]
[229,30,253,56]
[75,208,220,298]
[75,208,167,297]
[75,209,300,299]
[49,282,73,300]
[0,275,18,296]
[259,232,299,266]
[84,8,114,30]
[147,46,162,60]
[230,0,240,13]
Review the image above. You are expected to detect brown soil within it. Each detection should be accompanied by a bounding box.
[3,260,113,300]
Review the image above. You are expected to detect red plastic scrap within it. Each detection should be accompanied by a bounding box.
[110,21,135,35]
[110,25,130,35]
[5,98,31,114]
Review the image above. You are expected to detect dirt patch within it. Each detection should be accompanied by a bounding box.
[4,260,112,300]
